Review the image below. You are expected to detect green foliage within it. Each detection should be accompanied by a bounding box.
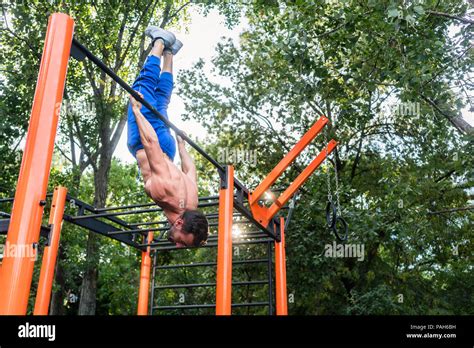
[1,1,472,315]
[178,0,473,315]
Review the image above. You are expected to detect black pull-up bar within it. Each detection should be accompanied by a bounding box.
[70,38,281,241]
[70,38,225,173]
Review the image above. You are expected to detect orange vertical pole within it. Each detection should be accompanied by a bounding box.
[216,165,234,315]
[33,186,68,315]
[275,217,288,315]
[137,231,154,315]
[0,13,74,315]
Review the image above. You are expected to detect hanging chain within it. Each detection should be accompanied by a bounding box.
[324,127,332,203]
[333,150,342,217]
[332,119,342,217]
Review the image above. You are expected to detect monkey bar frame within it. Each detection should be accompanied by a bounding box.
[0,13,337,316]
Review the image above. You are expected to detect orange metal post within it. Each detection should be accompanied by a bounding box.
[137,231,154,315]
[0,13,74,315]
[250,116,329,205]
[34,186,68,315]
[215,165,234,315]
[275,217,288,315]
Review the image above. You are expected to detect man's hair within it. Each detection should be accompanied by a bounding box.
[182,210,209,247]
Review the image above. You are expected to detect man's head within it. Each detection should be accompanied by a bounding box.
[167,210,209,248]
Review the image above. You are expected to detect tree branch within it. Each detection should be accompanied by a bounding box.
[420,94,473,134]
[428,205,474,215]
[427,10,474,25]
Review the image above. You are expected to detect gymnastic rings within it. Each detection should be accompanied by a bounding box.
[326,200,337,228]
[332,216,348,242]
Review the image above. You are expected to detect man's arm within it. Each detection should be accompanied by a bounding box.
[130,93,168,176]
[177,134,196,181]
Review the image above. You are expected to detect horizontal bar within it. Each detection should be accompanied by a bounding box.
[66,194,132,229]
[70,201,220,220]
[63,214,144,250]
[95,195,222,212]
[0,192,54,204]
[150,239,274,251]
[153,302,269,310]
[144,232,269,247]
[154,280,268,290]
[129,212,245,227]
[0,219,51,238]
[128,221,169,227]
[154,258,268,270]
[0,198,15,203]
[127,213,238,227]
[117,219,255,235]
[107,227,163,236]
[69,207,161,220]
[72,38,225,172]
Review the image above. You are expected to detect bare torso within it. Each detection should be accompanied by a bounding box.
[136,149,198,222]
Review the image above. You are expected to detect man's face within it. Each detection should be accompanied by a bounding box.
[168,219,194,248]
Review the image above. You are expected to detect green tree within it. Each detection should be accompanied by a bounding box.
[178,0,473,314]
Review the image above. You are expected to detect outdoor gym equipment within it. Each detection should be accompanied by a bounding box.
[0,13,340,315]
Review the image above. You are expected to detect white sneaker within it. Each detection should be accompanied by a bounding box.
[144,26,176,48]
[164,39,183,55]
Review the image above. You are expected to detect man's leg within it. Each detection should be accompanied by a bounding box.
[150,49,176,161]
[127,40,165,159]
[132,39,165,101]
[155,50,174,112]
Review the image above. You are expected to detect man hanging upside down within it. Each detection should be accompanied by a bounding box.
[127,26,208,248]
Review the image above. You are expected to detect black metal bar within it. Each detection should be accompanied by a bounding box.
[107,227,163,236]
[0,219,51,238]
[154,280,268,290]
[128,212,243,228]
[67,194,132,229]
[150,239,274,251]
[97,202,156,212]
[267,241,273,315]
[128,221,169,227]
[142,232,269,248]
[128,212,242,227]
[110,218,256,236]
[0,198,15,203]
[68,40,287,246]
[71,38,225,173]
[154,258,268,270]
[0,192,54,204]
[231,180,281,242]
[70,207,163,220]
[69,201,219,221]
[95,195,222,212]
[153,302,269,310]
[233,200,279,240]
[63,214,145,250]
[285,193,297,230]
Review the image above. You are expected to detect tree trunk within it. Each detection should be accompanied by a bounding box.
[78,157,110,315]
[51,152,83,315]
[49,245,67,315]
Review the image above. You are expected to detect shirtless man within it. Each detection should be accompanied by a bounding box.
[127,26,208,248]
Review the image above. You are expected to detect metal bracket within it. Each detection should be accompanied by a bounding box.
[45,223,54,246]
[219,166,228,190]
[70,41,86,61]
